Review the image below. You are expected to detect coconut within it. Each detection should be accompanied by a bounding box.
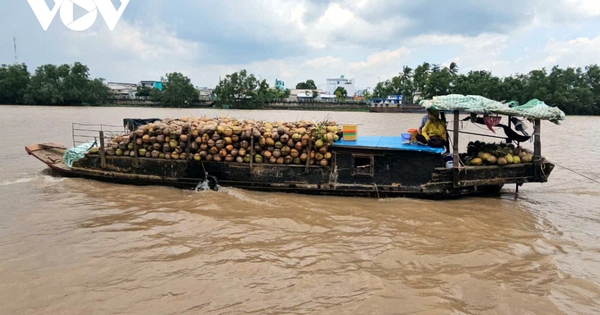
[277,126,286,135]
[315,139,324,149]
[522,154,533,163]
[505,154,514,164]
[320,159,328,167]
[470,157,483,166]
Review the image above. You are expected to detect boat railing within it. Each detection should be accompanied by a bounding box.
[71,122,126,147]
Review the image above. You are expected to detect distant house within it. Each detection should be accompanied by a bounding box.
[289,89,326,101]
[198,87,214,100]
[106,82,137,100]
[139,80,163,91]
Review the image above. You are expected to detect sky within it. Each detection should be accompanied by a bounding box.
[1,0,599,92]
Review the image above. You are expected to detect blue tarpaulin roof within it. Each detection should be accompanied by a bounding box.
[333,136,445,154]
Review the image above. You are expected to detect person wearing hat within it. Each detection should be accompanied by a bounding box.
[416,109,447,148]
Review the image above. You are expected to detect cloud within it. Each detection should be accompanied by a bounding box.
[540,36,600,68]
[0,0,599,93]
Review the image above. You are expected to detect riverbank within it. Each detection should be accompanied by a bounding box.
[1,101,372,112]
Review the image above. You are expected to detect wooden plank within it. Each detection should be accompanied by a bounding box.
[453,110,460,188]
[534,119,541,160]
[99,131,107,168]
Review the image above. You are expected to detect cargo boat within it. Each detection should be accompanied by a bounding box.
[25,95,563,199]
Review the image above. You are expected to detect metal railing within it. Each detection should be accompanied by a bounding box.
[71,122,126,147]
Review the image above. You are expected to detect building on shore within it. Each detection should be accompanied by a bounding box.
[139,80,163,91]
[198,87,214,100]
[326,75,355,97]
[106,82,138,100]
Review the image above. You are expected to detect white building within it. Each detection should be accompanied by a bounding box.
[326,75,355,97]
[106,82,137,100]
[198,87,213,100]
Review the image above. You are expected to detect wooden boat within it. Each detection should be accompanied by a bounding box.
[25,96,562,199]
[369,105,426,113]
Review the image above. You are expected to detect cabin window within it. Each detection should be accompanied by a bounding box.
[352,154,374,176]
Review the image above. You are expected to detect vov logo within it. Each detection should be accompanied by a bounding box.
[27,0,130,31]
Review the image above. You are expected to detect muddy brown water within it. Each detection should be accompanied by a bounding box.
[1,106,599,314]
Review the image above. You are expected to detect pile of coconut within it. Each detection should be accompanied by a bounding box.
[461,141,535,166]
[95,116,344,166]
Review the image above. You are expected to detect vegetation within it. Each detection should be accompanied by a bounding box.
[150,72,199,107]
[29,62,110,105]
[295,79,317,90]
[374,62,600,115]
[214,69,290,108]
[2,61,600,114]
[334,86,348,100]
[0,63,29,104]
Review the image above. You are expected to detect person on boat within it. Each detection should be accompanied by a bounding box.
[416,109,447,148]
[417,114,429,134]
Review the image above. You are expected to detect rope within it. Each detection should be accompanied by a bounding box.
[554,163,600,185]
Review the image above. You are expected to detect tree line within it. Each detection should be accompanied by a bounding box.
[3,61,600,114]
[373,62,600,115]
[0,62,201,107]
[0,62,112,105]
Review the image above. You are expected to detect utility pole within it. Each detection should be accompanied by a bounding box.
[13,37,18,63]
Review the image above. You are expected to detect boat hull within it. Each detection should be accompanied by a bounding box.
[26,143,554,199]
[369,105,426,113]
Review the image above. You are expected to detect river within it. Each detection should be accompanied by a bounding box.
[1,105,599,314]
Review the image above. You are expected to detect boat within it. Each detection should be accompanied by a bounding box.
[368,105,426,113]
[368,95,426,113]
[25,95,564,199]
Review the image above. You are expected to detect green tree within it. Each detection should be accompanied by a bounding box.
[24,64,65,105]
[84,78,113,105]
[23,62,111,105]
[62,62,90,104]
[0,63,30,104]
[334,86,347,100]
[454,70,501,100]
[154,72,199,107]
[136,86,152,98]
[214,69,260,108]
[362,90,372,100]
[295,79,317,89]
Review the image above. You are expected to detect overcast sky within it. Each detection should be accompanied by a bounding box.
[1,0,599,91]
